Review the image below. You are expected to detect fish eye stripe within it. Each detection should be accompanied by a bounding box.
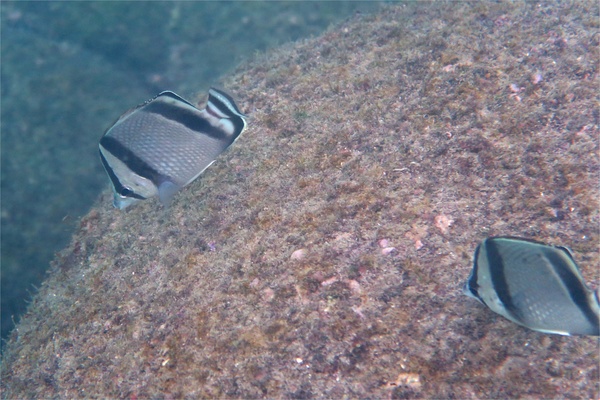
[467,244,482,300]
[142,102,234,142]
[100,136,170,187]
[545,250,599,331]
[98,149,146,200]
[485,239,523,321]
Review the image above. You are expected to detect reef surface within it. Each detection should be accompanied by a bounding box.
[0,0,382,346]
[2,2,598,398]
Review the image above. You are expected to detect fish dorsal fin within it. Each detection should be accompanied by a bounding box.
[155,91,197,108]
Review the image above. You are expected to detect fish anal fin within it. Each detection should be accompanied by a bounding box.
[158,181,181,208]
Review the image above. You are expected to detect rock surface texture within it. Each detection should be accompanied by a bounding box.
[2,2,598,398]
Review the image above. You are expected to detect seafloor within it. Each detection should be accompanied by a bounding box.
[0,1,382,346]
[2,1,598,398]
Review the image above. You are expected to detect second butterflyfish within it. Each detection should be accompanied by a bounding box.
[99,88,247,209]
[464,236,600,336]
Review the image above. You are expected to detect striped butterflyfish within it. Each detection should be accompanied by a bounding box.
[464,236,600,336]
[99,88,246,209]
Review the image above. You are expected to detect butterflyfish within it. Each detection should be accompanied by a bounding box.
[99,88,246,209]
[464,236,600,336]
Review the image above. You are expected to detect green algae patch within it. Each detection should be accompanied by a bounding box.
[2,2,598,398]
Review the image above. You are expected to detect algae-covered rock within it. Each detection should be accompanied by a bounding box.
[0,0,383,345]
[2,2,598,398]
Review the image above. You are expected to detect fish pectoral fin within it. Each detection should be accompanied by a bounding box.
[158,181,181,208]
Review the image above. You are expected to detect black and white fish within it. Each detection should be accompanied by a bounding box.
[464,236,600,336]
[99,88,246,209]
